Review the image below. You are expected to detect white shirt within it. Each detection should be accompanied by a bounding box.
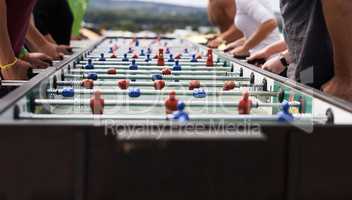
[235,0,282,52]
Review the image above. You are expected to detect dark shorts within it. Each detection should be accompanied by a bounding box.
[280,0,334,89]
[33,0,73,45]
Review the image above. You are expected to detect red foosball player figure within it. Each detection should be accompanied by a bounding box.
[189,80,201,90]
[223,81,236,91]
[110,52,117,58]
[238,90,252,114]
[82,79,94,89]
[165,91,179,114]
[206,49,214,67]
[154,80,166,90]
[90,91,105,115]
[118,79,130,90]
[161,67,172,75]
[157,48,165,66]
[107,68,117,75]
[174,53,182,59]
[132,52,139,59]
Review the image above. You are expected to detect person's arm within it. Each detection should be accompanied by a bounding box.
[232,0,278,56]
[0,0,31,80]
[208,0,243,48]
[321,0,352,101]
[242,19,277,50]
[224,37,246,52]
[247,40,287,61]
[26,15,65,59]
[261,50,291,74]
[0,0,16,66]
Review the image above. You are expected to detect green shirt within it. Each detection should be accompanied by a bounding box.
[67,0,89,36]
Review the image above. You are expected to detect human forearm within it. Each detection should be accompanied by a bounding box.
[263,40,287,56]
[0,0,16,65]
[219,25,243,43]
[26,15,50,51]
[243,19,277,50]
[322,0,352,79]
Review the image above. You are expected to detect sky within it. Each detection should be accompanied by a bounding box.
[136,0,280,10]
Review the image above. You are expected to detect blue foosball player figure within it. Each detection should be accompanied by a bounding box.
[85,59,94,69]
[62,87,75,97]
[147,48,152,54]
[168,54,175,62]
[277,100,294,122]
[87,73,98,81]
[152,74,163,81]
[99,53,106,61]
[173,60,182,71]
[170,101,190,122]
[145,54,151,62]
[128,88,141,98]
[129,60,138,70]
[193,88,207,98]
[190,54,198,62]
[122,53,129,62]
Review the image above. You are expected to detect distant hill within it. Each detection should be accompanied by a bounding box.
[85,0,210,33]
[88,0,206,15]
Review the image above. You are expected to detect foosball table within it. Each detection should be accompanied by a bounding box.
[0,36,352,200]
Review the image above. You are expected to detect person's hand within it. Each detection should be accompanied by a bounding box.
[322,77,352,102]
[231,45,250,59]
[57,45,73,55]
[39,43,64,60]
[261,56,286,74]
[22,53,53,68]
[207,37,224,49]
[206,34,218,42]
[1,59,31,80]
[247,48,270,62]
[224,41,242,52]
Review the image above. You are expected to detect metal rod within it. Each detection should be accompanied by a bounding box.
[64,74,249,81]
[78,61,226,67]
[69,69,238,76]
[47,89,278,97]
[0,80,28,87]
[87,56,209,62]
[19,113,324,123]
[56,80,262,88]
[34,99,299,107]
[74,64,230,71]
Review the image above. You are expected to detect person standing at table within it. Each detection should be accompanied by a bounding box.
[280,0,352,101]
[33,0,74,46]
[227,0,282,59]
[68,0,89,40]
[207,0,243,48]
[0,0,37,80]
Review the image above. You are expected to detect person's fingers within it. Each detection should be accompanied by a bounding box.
[224,43,237,52]
[39,54,53,61]
[34,60,50,69]
[58,53,65,60]
[58,45,73,54]
[247,53,260,61]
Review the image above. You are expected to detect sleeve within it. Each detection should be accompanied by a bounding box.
[238,0,275,23]
[68,0,89,36]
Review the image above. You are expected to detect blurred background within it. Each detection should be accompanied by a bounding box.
[84,0,280,35]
